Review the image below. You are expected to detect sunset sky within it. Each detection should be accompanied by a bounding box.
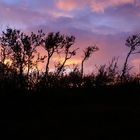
[0,0,140,73]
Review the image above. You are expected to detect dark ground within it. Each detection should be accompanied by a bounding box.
[0,86,140,139]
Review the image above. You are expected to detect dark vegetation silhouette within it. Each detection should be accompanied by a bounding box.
[1,27,140,90]
[81,45,99,76]
[1,27,140,139]
[121,35,140,81]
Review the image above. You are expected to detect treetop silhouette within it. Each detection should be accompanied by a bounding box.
[0,27,140,89]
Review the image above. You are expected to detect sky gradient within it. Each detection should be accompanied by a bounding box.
[0,0,140,73]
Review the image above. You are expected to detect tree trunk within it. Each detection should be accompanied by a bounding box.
[56,58,67,76]
[81,60,84,76]
[121,49,133,81]
[45,57,50,77]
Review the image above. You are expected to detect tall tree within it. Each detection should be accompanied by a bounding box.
[121,35,140,81]
[0,28,24,77]
[81,46,99,75]
[42,32,64,77]
[56,36,78,76]
[0,28,42,80]
[21,30,44,77]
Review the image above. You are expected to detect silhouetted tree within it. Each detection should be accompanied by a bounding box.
[42,32,64,77]
[0,28,43,87]
[0,28,24,78]
[20,30,44,77]
[1,27,140,90]
[33,52,47,76]
[121,35,140,81]
[81,46,99,75]
[56,36,78,76]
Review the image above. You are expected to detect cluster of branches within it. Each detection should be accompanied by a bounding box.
[0,27,98,88]
[0,27,140,90]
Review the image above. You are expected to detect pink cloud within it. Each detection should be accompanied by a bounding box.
[90,0,134,12]
[56,0,135,12]
[56,0,84,11]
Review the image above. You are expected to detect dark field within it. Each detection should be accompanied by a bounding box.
[0,87,140,140]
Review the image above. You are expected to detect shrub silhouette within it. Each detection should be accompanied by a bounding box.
[0,27,140,90]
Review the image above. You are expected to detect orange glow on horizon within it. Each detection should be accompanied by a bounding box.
[52,57,81,65]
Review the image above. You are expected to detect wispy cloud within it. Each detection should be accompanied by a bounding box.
[56,0,135,12]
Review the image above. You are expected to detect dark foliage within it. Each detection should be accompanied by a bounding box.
[1,28,140,139]
[0,28,140,89]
